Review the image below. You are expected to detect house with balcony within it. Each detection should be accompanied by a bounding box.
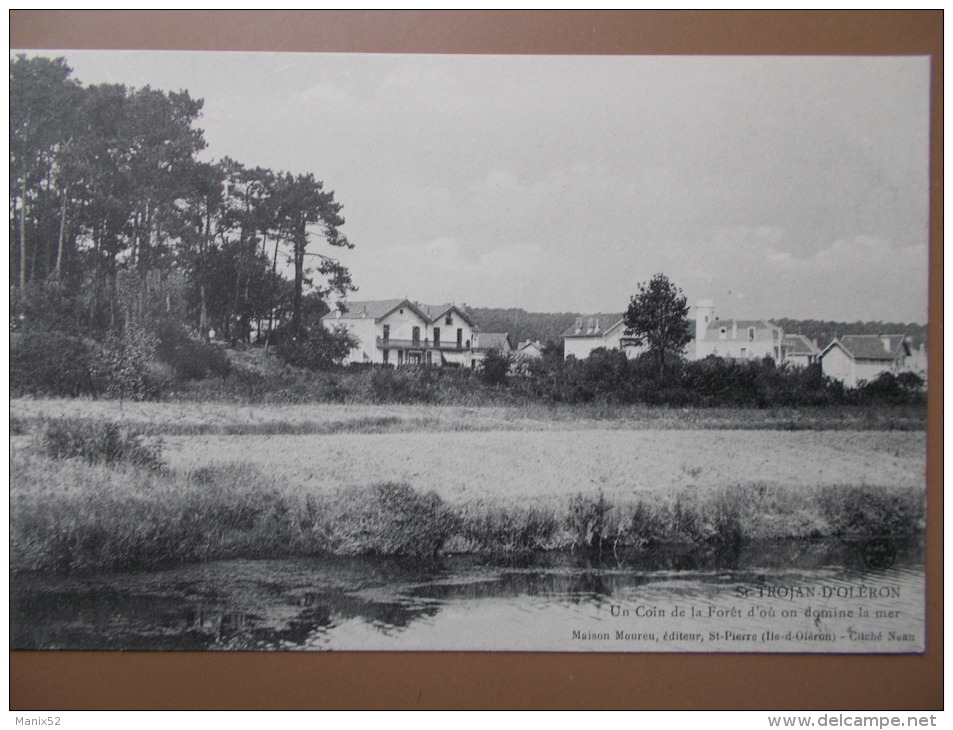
[323,298,506,368]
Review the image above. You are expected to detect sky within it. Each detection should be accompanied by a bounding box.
[14,51,931,323]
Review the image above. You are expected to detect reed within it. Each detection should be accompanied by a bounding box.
[10,445,925,575]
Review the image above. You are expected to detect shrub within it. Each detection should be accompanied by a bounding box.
[9,280,86,335]
[154,320,231,381]
[480,348,511,386]
[10,331,98,397]
[273,322,356,371]
[92,328,162,400]
[313,483,455,558]
[580,348,635,402]
[848,372,926,406]
[817,484,925,537]
[39,418,164,471]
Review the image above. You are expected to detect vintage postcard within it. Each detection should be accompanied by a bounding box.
[10,50,928,652]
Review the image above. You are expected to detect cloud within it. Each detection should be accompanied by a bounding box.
[34,51,929,322]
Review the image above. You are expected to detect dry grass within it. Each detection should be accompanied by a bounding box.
[150,428,924,506]
[10,397,926,437]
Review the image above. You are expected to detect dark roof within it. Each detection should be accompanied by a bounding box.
[561,313,625,338]
[330,298,414,321]
[782,334,820,356]
[834,334,910,361]
[327,299,474,325]
[476,332,512,350]
[418,303,476,326]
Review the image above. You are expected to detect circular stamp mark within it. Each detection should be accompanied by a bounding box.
[863,538,897,570]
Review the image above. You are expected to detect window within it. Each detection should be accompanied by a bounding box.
[433,327,441,346]
[383,350,389,364]
[457,328,463,348]
[719,327,728,340]
[382,324,390,341]
[397,350,404,365]
[412,326,420,344]
[445,314,453,325]
[740,347,747,358]
[748,327,755,341]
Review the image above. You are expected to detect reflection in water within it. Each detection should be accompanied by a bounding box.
[11,538,924,652]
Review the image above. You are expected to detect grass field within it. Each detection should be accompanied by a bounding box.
[10,397,927,435]
[156,428,923,505]
[9,398,928,573]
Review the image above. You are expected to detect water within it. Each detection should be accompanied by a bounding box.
[11,539,924,653]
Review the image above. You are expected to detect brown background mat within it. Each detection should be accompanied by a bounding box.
[9,10,943,711]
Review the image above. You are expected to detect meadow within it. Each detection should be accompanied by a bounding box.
[10,397,927,436]
[10,398,927,574]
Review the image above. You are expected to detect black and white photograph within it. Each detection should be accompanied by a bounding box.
[10,50,929,653]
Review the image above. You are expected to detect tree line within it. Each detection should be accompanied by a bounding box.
[10,54,355,347]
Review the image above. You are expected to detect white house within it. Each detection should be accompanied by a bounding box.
[818,334,912,387]
[906,343,928,380]
[561,314,645,360]
[690,300,783,361]
[323,298,509,368]
[515,340,544,358]
[781,334,821,368]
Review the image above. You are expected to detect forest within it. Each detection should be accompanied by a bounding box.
[10,55,355,373]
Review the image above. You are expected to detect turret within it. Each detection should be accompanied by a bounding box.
[694,299,714,342]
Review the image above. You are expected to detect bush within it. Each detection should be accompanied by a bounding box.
[39,418,163,470]
[10,280,85,335]
[480,348,511,386]
[517,352,847,408]
[817,484,925,537]
[579,348,633,402]
[10,332,97,397]
[92,328,163,400]
[273,322,356,371]
[848,372,926,406]
[154,320,231,381]
[313,483,454,558]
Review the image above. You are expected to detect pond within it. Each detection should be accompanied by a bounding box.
[11,538,924,653]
